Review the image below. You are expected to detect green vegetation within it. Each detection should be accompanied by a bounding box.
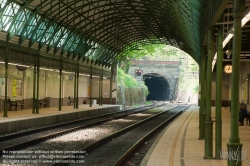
[118,43,199,103]
[118,68,149,95]
[145,101,153,105]
[149,108,165,112]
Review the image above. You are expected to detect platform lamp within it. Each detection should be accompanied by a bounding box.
[226,49,232,58]
[224,49,233,74]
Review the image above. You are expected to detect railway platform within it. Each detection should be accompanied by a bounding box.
[0,104,122,134]
[141,105,250,166]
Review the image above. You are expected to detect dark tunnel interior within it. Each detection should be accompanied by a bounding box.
[143,73,170,101]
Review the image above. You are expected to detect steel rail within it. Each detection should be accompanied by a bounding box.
[113,105,190,166]
[0,104,162,155]
[52,105,189,166]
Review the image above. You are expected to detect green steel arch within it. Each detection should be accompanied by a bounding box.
[0,0,236,68]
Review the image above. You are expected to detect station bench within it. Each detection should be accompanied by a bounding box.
[8,98,24,111]
[68,96,74,105]
[38,99,47,108]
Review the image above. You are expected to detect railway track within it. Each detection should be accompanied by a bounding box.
[0,104,158,143]
[0,103,169,156]
[53,105,189,166]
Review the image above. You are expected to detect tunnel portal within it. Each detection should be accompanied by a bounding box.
[143,73,171,101]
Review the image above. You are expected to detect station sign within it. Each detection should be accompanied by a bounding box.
[224,53,250,59]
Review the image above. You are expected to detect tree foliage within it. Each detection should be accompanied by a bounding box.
[118,43,199,102]
[118,68,149,95]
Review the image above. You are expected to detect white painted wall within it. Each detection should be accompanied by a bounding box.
[0,64,116,100]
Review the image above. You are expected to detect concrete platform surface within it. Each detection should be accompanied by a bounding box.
[141,105,250,166]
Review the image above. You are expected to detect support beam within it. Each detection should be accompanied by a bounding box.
[32,56,37,114]
[74,64,77,108]
[199,47,206,139]
[215,16,223,159]
[3,46,8,117]
[101,69,103,106]
[36,55,40,114]
[59,56,62,111]
[204,28,214,159]
[227,0,245,165]
[76,63,79,108]
[99,74,101,106]
[90,66,93,107]
[110,75,113,104]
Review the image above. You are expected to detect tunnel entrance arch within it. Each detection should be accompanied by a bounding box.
[143,73,170,101]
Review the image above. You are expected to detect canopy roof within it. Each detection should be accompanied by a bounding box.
[1,0,247,68]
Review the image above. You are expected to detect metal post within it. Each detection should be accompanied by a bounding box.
[3,46,8,117]
[199,49,206,139]
[101,69,103,106]
[36,55,40,114]
[110,73,113,104]
[215,16,223,159]
[227,1,245,165]
[74,64,77,108]
[59,56,62,111]
[99,74,101,106]
[32,56,37,114]
[90,66,93,107]
[76,63,79,108]
[204,28,214,159]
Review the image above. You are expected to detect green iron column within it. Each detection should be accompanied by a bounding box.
[59,56,62,111]
[74,64,77,108]
[215,16,223,159]
[3,46,9,117]
[90,66,93,107]
[36,55,40,114]
[227,0,245,165]
[76,63,79,108]
[99,75,101,106]
[204,28,214,159]
[110,73,113,104]
[101,69,103,106]
[199,48,206,140]
[32,56,37,114]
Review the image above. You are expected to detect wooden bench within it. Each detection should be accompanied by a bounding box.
[68,96,74,105]
[38,99,47,108]
[8,98,24,111]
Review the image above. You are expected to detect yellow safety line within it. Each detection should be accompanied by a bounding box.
[169,107,194,166]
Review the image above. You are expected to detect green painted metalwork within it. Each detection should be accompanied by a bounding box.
[32,55,36,114]
[0,40,111,77]
[227,0,245,165]
[3,45,8,117]
[99,74,101,106]
[110,73,113,104]
[204,28,214,159]
[215,17,223,159]
[36,55,40,114]
[59,56,62,111]
[0,0,209,66]
[199,47,206,140]
[101,69,103,106]
[76,63,79,108]
[90,66,93,107]
[202,0,230,45]
[74,64,77,109]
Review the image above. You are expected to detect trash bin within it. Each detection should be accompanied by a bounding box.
[45,97,51,107]
[93,99,97,105]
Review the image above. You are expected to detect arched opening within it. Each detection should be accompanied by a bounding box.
[143,73,170,101]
